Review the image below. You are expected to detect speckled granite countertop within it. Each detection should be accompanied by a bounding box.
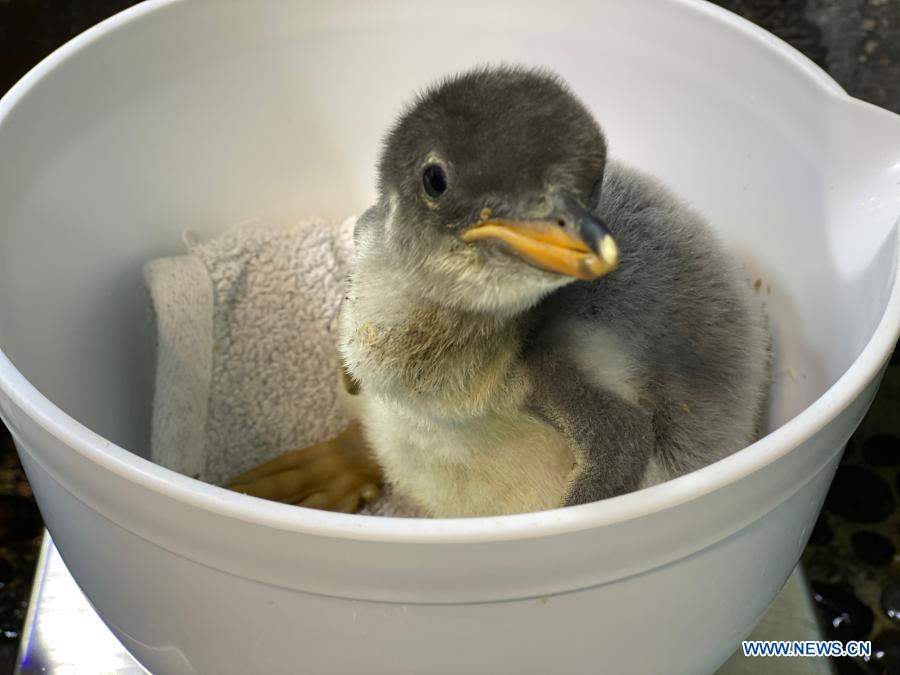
[0,1,899,674]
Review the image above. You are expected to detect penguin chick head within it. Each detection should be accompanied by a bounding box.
[359,66,619,317]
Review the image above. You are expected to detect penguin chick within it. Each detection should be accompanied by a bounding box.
[231,66,770,517]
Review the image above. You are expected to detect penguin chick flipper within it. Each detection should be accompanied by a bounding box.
[227,421,382,513]
[526,351,655,505]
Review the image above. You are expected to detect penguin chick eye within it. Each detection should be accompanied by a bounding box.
[422,164,447,199]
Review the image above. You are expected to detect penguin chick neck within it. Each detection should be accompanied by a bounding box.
[338,248,534,420]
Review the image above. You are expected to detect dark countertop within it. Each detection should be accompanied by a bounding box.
[0,1,898,674]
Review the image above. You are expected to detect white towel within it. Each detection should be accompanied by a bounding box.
[146,217,357,484]
[144,218,417,517]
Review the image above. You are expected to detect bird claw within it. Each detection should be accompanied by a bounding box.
[227,422,381,513]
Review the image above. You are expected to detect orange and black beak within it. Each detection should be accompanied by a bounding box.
[460,192,618,281]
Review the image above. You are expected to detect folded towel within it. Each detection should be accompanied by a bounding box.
[146,216,357,482]
[145,217,417,517]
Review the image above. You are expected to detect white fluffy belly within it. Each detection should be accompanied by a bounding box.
[359,394,575,517]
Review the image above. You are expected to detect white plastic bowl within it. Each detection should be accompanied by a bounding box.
[1,1,899,673]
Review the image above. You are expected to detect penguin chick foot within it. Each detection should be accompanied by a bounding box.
[227,421,382,513]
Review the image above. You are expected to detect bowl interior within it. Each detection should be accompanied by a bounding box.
[0,0,897,461]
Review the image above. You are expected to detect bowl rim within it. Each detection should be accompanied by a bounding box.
[0,0,898,544]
